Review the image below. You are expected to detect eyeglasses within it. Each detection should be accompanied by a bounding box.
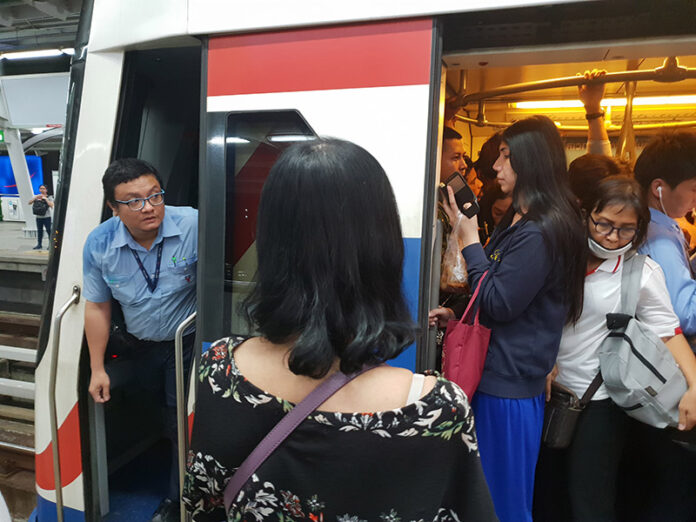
[589,215,638,241]
[115,191,165,211]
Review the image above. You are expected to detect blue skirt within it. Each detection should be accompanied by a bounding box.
[472,391,545,522]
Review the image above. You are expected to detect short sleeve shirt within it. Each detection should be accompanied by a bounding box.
[556,255,680,400]
[82,206,198,341]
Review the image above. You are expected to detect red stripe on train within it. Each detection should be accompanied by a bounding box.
[208,19,432,96]
[35,403,82,490]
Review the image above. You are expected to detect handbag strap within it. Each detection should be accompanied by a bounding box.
[620,253,646,317]
[460,270,489,325]
[579,372,604,407]
[223,364,376,511]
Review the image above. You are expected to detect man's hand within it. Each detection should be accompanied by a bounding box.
[429,307,456,328]
[89,369,111,403]
[578,69,607,113]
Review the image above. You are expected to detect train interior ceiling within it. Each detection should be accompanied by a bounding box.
[443,39,696,163]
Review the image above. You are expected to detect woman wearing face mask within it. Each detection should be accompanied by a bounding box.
[544,175,696,522]
[443,115,587,522]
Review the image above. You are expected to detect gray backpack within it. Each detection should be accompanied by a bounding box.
[598,254,687,428]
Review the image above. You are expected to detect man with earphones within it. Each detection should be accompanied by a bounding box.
[635,131,696,336]
[633,130,696,522]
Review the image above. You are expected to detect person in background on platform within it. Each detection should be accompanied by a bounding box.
[442,115,586,522]
[28,184,54,250]
[183,138,497,522]
[82,158,198,522]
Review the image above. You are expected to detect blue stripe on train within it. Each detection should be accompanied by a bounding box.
[388,237,420,371]
[34,496,85,522]
[203,237,422,372]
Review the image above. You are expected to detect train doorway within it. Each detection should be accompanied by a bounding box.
[81,43,201,521]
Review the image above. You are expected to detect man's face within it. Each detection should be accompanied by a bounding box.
[440,138,468,182]
[659,178,696,219]
[465,167,484,199]
[108,174,165,238]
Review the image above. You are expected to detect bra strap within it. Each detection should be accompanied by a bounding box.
[405,373,426,404]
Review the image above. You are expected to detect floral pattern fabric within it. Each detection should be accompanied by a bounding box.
[183,336,497,522]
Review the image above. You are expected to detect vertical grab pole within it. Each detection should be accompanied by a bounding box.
[49,285,81,522]
[425,220,443,371]
[175,311,196,521]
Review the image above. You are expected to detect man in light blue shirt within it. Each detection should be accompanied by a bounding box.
[634,131,696,520]
[83,158,197,522]
[635,132,696,336]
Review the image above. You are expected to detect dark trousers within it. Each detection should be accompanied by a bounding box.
[128,332,195,500]
[535,399,627,522]
[620,418,696,522]
[36,216,51,246]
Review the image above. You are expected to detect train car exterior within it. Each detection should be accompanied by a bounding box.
[29,1,613,520]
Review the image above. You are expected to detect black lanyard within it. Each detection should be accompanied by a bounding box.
[129,239,164,293]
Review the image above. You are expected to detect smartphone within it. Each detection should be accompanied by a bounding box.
[439,172,480,218]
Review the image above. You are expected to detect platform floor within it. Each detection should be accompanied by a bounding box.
[0,222,49,264]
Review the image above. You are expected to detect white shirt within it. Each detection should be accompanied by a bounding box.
[556,255,680,400]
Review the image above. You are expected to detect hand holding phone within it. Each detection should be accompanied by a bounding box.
[439,172,479,218]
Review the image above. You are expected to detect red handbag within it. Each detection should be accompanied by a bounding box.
[442,271,490,399]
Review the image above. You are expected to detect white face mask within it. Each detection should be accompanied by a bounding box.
[588,237,633,260]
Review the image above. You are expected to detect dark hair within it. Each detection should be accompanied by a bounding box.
[569,154,623,211]
[478,182,511,236]
[102,158,163,205]
[474,132,502,181]
[501,115,586,323]
[442,126,463,143]
[244,138,416,378]
[634,131,696,190]
[582,175,650,249]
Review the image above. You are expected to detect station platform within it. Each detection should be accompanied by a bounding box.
[0,222,48,316]
[0,222,49,272]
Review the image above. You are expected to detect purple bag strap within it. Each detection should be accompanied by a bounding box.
[223,364,376,511]
[459,270,489,326]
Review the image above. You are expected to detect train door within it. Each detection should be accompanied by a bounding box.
[32,42,202,521]
[197,19,445,372]
[88,45,201,521]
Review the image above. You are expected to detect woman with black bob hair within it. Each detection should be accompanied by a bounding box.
[245,137,414,377]
[183,138,497,521]
[443,115,586,522]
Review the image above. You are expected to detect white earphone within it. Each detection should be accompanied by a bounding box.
[658,185,663,196]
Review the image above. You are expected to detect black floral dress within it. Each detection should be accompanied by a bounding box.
[183,336,497,522]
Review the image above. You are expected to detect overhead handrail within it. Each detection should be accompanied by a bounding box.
[175,311,196,522]
[456,57,695,106]
[455,110,696,132]
[49,285,80,522]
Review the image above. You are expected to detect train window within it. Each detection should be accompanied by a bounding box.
[223,111,316,334]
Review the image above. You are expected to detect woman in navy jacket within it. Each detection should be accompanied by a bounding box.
[443,115,586,522]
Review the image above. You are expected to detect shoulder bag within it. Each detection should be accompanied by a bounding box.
[542,375,603,449]
[442,271,490,399]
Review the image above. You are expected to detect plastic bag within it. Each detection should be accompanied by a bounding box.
[440,229,468,292]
